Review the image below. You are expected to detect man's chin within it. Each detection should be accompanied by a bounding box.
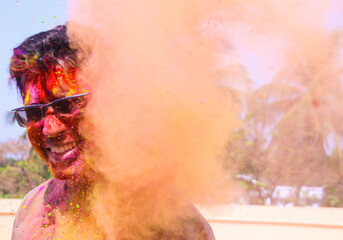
[48,157,89,180]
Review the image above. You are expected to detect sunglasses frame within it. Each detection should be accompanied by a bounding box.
[11,92,90,127]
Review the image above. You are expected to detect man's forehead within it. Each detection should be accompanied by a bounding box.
[22,68,86,105]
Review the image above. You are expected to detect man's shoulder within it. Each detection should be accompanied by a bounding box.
[23,179,54,202]
[15,179,61,221]
[184,204,216,240]
[12,179,57,239]
[160,204,215,240]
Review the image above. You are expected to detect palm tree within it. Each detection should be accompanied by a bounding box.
[255,29,343,205]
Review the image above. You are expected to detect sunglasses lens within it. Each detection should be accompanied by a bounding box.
[53,95,88,117]
[26,108,43,122]
[15,111,27,127]
[54,99,73,114]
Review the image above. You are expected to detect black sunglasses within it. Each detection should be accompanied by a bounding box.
[11,93,90,127]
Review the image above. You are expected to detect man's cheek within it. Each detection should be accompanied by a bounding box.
[27,126,47,160]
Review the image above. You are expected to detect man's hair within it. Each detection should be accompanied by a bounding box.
[9,25,78,96]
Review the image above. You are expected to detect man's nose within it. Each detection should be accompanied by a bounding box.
[42,114,66,137]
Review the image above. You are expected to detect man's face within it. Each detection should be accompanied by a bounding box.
[23,65,89,180]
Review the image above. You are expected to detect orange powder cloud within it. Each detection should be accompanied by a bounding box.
[66,0,339,238]
[68,0,237,238]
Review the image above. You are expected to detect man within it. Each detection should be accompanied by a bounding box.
[10,25,215,239]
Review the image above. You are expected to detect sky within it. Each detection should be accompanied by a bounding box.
[0,0,68,142]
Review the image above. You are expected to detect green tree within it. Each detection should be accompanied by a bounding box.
[0,135,52,198]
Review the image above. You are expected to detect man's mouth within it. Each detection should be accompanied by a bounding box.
[46,141,82,163]
[49,142,77,154]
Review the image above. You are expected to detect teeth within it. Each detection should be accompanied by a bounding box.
[50,142,77,154]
